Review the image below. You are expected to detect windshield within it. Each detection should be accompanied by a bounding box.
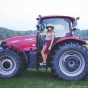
[42,18,70,37]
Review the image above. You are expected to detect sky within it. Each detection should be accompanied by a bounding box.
[0,0,88,31]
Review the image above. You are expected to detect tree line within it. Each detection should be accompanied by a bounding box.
[0,27,37,40]
[0,27,88,40]
[74,29,88,40]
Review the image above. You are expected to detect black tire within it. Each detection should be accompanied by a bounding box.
[22,59,28,71]
[51,43,88,80]
[19,53,28,71]
[0,48,22,78]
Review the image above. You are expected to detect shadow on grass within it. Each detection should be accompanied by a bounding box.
[21,69,56,80]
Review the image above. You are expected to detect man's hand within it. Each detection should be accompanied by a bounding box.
[37,30,40,33]
[48,47,51,50]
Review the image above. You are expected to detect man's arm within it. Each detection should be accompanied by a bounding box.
[39,33,46,36]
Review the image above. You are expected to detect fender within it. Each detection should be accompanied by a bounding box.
[1,42,28,64]
[52,36,87,49]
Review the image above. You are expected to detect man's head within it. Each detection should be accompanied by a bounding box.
[46,25,54,31]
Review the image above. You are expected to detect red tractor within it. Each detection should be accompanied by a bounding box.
[0,15,88,80]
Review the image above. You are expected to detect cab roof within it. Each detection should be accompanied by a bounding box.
[41,15,75,22]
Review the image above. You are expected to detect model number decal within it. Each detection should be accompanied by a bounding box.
[25,38,36,41]
[11,40,20,43]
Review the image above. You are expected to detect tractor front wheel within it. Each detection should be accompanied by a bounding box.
[0,48,22,78]
[51,43,88,80]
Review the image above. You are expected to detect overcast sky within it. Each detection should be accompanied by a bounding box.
[0,0,88,31]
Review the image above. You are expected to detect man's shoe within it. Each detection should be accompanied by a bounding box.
[40,62,46,66]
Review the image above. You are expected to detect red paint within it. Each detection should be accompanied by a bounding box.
[42,15,75,22]
[4,35,37,52]
[3,35,86,53]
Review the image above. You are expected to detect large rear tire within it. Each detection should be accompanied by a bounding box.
[51,43,88,80]
[0,48,22,78]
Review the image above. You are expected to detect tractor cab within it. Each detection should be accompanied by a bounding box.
[36,15,79,50]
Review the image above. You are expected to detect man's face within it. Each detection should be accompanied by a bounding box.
[47,27,52,31]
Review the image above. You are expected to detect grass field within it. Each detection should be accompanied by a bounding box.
[0,69,88,88]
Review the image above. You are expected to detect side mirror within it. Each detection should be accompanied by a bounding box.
[36,24,45,31]
[72,28,77,31]
[36,25,39,29]
[77,17,80,20]
[72,17,80,27]
[72,19,77,27]
[36,25,40,31]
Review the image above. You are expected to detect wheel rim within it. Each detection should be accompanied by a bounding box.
[0,55,16,75]
[59,50,85,77]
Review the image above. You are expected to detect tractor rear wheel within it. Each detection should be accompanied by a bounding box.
[51,43,88,80]
[0,48,22,78]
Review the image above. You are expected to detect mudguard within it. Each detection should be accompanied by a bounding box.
[52,36,87,49]
[1,43,28,64]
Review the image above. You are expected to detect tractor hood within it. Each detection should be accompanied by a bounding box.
[3,35,37,51]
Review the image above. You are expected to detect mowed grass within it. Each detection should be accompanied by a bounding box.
[0,69,88,88]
